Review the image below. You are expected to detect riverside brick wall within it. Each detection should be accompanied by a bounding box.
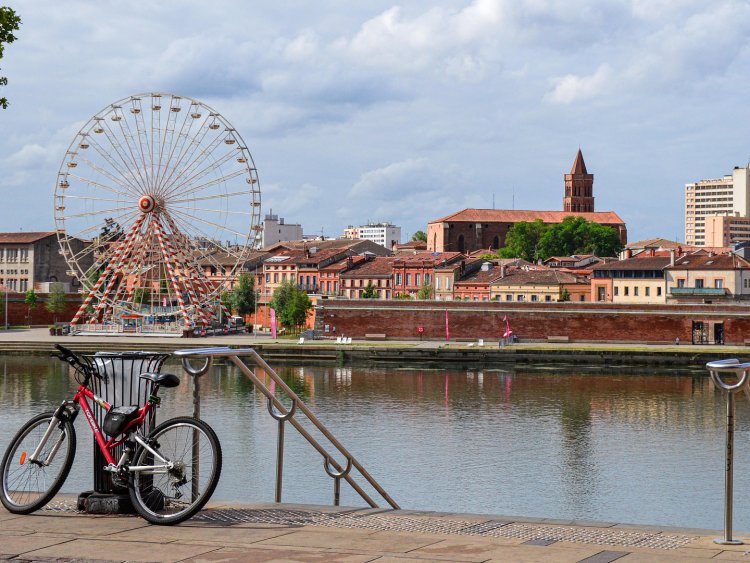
[317,300,750,344]
[2,293,82,325]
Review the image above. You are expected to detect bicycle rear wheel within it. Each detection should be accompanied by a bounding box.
[129,416,221,525]
[1,412,76,513]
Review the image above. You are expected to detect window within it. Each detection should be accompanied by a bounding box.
[677,278,685,288]
[406,274,412,286]
[517,295,524,302]
[634,287,639,296]
[19,249,28,263]
[273,273,278,282]
[435,277,441,290]
[579,295,585,301]
[614,287,619,296]
[624,287,629,296]
[715,279,723,289]
[645,287,650,296]
[657,287,662,296]
[695,279,704,289]
[531,295,538,302]
[446,278,451,289]
[424,274,430,284]
[265,273,270,282]
[506,295,512,301]
[415,273,420,286]
[545,295,552,302]
[395,273,402,285]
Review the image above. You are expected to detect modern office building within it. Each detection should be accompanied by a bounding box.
[685,166,750,246]
[261,211,303,248]
[342,222,401,250]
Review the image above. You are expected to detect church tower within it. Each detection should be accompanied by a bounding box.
[563,149,594,212]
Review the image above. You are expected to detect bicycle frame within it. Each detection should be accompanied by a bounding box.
[29,381,169,473]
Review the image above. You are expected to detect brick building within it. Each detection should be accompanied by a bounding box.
[391,252,464,297]
[0,232,90,293]
[340,257,394,299]
[426,151,626,253]
[453,263,505,301]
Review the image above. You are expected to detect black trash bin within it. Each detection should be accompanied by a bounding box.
[78,351,170,513]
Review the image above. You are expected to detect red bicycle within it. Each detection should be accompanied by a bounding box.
[0,344,222,525]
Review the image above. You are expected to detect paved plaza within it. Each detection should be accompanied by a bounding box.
[1,498,748,562]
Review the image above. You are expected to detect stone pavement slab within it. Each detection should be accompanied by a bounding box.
[2,499,749,562]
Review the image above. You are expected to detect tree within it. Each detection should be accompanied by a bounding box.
[417,283,433,300]
[498,220,547,262]
[0,7,21,110]
[270,281,313,331]
[220,290,234,314]
[361,281,377,299]
[538,216,623,259]
[133,287,150,309]
[395,292,413,300]
[24,288,37,323]
[231,273,255,316]
[412,230,427,242]
[45,283,68,324]
[559,288,571,302]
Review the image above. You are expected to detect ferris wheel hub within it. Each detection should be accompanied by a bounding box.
[138,194,158,214]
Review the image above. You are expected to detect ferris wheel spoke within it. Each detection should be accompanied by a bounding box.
[132,98,155,188]
[85,132,146,196]
[164,150,241,199]
[170,189,253,205]
[169,204,252,217]
[154,112,213,197]
[167,170,249,202]
[64,208,140,241]
[76,156,143,198]
[166,211,248,266]
[159,127,227,199]
[100,116,150,194]
[153,96,188,191]
[167,207,251,240]
[115,107,153,194]
[67,174,133,199]
[62,194,129,204]
[63,204,137,220]
[153,100,193,195]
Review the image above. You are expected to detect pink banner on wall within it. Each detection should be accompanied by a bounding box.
[445,309,450,341]
[270,308,277,339]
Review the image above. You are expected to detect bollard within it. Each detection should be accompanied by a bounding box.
[706,359,750,545]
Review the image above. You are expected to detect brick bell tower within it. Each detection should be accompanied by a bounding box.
[563,149,594,212]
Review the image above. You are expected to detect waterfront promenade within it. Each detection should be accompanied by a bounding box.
[1,497,747,562]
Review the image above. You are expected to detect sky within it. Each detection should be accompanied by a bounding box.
[2,0,750,244]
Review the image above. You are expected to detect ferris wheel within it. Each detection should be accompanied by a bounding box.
[54,92,261,331]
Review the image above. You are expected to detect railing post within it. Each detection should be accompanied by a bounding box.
[706,359,750,546]
[267,397,297,503]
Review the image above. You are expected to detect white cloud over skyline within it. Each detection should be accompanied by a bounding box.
[2,0,750,243]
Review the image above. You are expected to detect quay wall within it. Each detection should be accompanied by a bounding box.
[316,300,750,345]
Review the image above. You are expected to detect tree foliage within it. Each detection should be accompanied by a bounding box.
[498,219,546,262]
[395,292,413,300]
[498,217,622,261]
[417,283,433,300]
[231,273,255,316]
[361,281,377,299]
[45,283,67,323]
[412,230,427,242]
[0,6,21,109]
[24,288,36,320]
[133,287,150,307]
[270,281,312,330]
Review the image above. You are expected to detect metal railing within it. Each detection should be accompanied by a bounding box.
[174,346,399,509]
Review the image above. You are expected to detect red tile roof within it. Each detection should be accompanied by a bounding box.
[455,267,506,285]
[340,257,395,278]
[491,269,584,286]
[667,251,750,271]
[430,208,625,225]
[392,252,464,267]
[593,256,672,271]
[0,232,56,244]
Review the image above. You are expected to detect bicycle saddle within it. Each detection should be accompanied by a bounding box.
[139,372,181,388]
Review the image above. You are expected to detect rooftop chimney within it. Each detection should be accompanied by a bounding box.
[669,248,675,267]
[500,263,506,278]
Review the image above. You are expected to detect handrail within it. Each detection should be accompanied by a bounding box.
[174,346,399,509]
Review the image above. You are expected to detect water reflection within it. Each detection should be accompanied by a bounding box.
[0,355,745,530]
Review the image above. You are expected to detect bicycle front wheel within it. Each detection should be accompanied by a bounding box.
[129,416,222,525]
[1,412,76,513]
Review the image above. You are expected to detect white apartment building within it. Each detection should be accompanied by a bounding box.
[685,166,750,246]
[261,211,303,248]
[342,222,401,250]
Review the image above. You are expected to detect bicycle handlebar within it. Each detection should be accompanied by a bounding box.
[53,343,95,379]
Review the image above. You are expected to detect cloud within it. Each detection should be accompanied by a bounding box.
[546,64,614,104]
